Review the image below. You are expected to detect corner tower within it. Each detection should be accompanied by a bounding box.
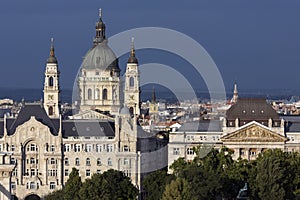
[43,38,60,117]
[124,38,140,116]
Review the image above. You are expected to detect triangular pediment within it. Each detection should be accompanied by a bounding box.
[69,110,114,120]
[222,121,287,142]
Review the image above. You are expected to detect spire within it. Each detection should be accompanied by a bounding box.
[47,38,57,64]
[128,37,138,64]
[232,80,238,103]
[93,8,106,45]
[234,80,238,95]
[151,86,157,103]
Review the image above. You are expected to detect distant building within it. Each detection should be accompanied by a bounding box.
[168,98,300,171]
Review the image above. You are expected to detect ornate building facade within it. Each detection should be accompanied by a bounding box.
[0,11,167,200]
[168,98,300,172]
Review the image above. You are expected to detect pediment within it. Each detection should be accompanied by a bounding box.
[69,110,113,120]
[222,122,287,142]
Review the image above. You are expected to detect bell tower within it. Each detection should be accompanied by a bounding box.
[43,38,60,117]
[124,38,140,116]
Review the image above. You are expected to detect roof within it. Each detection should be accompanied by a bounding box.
[285,122,300,132]
[81,40,120,71]
[226,98,279,120]
[6,103,59,136]
[177,120,222,132]
[62,120,115,137]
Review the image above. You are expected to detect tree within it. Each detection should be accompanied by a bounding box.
[79,169,138,200]
[162,178,193,200]
[44,189,64,200]
[64,168,82,200]
[249,149,295,200]
[142,170,175,200]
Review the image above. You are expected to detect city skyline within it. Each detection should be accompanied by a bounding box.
[0,0,300,93]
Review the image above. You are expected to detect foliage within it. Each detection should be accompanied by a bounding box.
[249,149,298,200]
[64,168,82,200]
[162,178,193,200]
[142,170,175,200]
[44,189,64,200]
[79,169,138,200]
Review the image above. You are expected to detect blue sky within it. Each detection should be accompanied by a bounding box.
[0,0,300,93]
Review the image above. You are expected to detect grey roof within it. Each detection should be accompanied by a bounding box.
[227,98,279,120]
[286,122,300,132]
[6,104,59,136]
[178,120,222,132]
[62,120,115,137]
[81,40,120,71]
[280,115,300,122]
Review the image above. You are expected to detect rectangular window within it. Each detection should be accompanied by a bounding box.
[173,148,180,155]
[86,144,92,152]
[86,169,91,177]
[96,144,102,152]
[11,182,16,190]
[10,157,16,165]
[50,145,55,152]
[30,169,35,177]
[49,158,56,165]
[187,148,194,155]
[50,182,56,190]
[65,169,69,176]
[124,158,129,165]
[75,144,81,152]
[64,144,70,152]
[11,145,15,151]
[96,169,101,174]
[12,168,18,176]
[187,135,194,141]
[124,145,129,152]
[107,144,113,152]
[65,158,69,165]
[30,182,36,189]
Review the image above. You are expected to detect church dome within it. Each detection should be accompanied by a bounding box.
[81,40,120,71]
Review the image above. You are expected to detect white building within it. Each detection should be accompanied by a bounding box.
[168,98,300,172]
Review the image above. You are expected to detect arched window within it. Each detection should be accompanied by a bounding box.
[95,88,100,100]
[48,106,53,116]
[102,89,107,100]
[129,107,134,115]
[49,77,54,87]
[75,158,80,166]
[87,89,92,100]
[129,77,134,87]
[108,158,112,166]
[86,158,91,166]
[97,158,101,166]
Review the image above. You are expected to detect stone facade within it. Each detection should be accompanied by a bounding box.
[168,98,300,172]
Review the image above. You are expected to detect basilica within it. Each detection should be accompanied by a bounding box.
[0,11,167,200]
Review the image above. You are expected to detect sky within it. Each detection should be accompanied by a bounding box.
[0,0,300,95]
